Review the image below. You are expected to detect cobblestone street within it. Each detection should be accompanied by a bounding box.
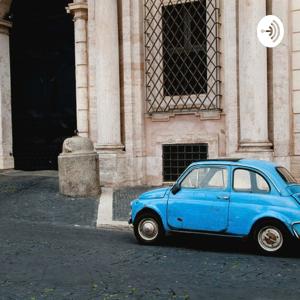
[1,171,300,299]
[1,220,300,300]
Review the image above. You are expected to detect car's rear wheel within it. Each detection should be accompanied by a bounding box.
[253,221,289,255]
[134,212,164,245]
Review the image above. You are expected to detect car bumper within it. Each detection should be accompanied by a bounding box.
[128,218,133,228]
[292,222,300,239]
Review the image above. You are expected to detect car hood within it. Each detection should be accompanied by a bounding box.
[139,187,170,200]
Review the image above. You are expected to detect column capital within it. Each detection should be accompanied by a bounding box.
[66,2,88,21]
[0,19,12,35]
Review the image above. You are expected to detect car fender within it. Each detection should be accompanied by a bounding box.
[131,199,169,230]
[249,211,294,236]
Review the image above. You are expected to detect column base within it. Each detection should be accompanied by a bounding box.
[0,155,14,169]
[95,144,124,153]
[95,143,126,186]
[97,151,127,187]
[238,141,273,152]
[237,141,273,161]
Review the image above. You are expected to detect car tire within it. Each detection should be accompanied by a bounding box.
[252,221,290,255]
[134,212,164,245]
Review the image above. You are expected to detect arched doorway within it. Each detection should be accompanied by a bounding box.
[9,0,76,170]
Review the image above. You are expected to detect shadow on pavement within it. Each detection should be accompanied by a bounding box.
[132,231,300,258]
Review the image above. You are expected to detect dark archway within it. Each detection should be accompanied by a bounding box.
[10,0,76,170]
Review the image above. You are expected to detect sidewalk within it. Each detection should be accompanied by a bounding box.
[97,186,155,227]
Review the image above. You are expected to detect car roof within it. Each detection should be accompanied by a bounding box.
[185,159,290,195]
[190,159,279,172]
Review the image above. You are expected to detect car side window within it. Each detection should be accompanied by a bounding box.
[181,168,199,188]
[233,169,251,191]
[255,173,270,192]
[181,167,228,189]
[207,168,228,188]
[233,168,270,193]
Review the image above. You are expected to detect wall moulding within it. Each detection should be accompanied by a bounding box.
[147,110,222,122]
[0,19,11,34]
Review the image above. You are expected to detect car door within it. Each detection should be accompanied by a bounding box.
[228,167,277,235]
[167,165,231,232]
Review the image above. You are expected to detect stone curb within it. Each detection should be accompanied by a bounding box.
[97,187,129,228]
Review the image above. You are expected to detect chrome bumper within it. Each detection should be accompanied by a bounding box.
[292,222,300,239]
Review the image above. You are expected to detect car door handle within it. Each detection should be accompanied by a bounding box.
[217,195,230,200]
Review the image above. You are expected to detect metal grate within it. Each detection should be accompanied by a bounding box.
[163,143,208,181]
[144,0,221,113]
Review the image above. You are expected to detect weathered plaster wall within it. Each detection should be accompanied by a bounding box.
[0,0,297,185]
[291,0,300,180]
[145,114,225,185]
[87,0,97,143]
[271,0,292,170]
[0,0,13,169]
[87,0,146,187]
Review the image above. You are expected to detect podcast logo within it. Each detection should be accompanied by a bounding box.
[257,15,284,48]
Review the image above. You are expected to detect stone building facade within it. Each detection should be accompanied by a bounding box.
[0,0,299,187]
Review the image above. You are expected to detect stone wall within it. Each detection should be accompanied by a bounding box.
[87,0,146,187]
[0,0,298,186]
[291,0,300,180]
[145,113,225,185]
[88,0,299,186]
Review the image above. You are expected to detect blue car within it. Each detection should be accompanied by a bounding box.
[129,159,300,254]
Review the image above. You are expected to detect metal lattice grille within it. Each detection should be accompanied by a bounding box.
[163,143,208,181]
[144,0,221,113]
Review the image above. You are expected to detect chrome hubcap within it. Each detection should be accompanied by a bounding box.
[138,218,159,241]
[258,226,283,252]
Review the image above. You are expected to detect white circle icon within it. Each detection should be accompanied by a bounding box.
[257,15,284,48]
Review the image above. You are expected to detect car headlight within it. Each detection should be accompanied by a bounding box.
[130,199,138,207]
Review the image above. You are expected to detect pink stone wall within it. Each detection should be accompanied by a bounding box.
[144,114,226,185]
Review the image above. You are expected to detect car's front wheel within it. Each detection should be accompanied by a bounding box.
[134,212,164,245]
[253,221,289,255]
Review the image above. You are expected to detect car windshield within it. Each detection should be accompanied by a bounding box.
[276,167,298,184]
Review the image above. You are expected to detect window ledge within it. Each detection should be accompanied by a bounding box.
[147,110,222,122]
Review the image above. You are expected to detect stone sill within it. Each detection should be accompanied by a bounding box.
[238,141,273,152]
[147,110,222,122]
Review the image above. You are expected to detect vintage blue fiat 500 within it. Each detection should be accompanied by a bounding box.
[129,159,300,254]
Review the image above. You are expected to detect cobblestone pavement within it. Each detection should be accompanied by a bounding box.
[2,172,300,299]
[113,186,163,221]
[0,170,98,227]
[1,219,300,299]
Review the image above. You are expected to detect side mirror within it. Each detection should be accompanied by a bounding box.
[171,182,181,195]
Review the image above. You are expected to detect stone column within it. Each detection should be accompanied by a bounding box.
[0,19,14,169]
[94,0,123,151]
[67,1,89,137]
[223,0,239,156]
[238,0,272,151]
[271,0,291,168]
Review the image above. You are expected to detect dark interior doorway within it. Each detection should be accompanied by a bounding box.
[10,0,76,170]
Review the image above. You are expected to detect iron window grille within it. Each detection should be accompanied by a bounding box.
[162,143,208,182]
[144,0,221,113]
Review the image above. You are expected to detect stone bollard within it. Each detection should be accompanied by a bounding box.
[58,136,101,197]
